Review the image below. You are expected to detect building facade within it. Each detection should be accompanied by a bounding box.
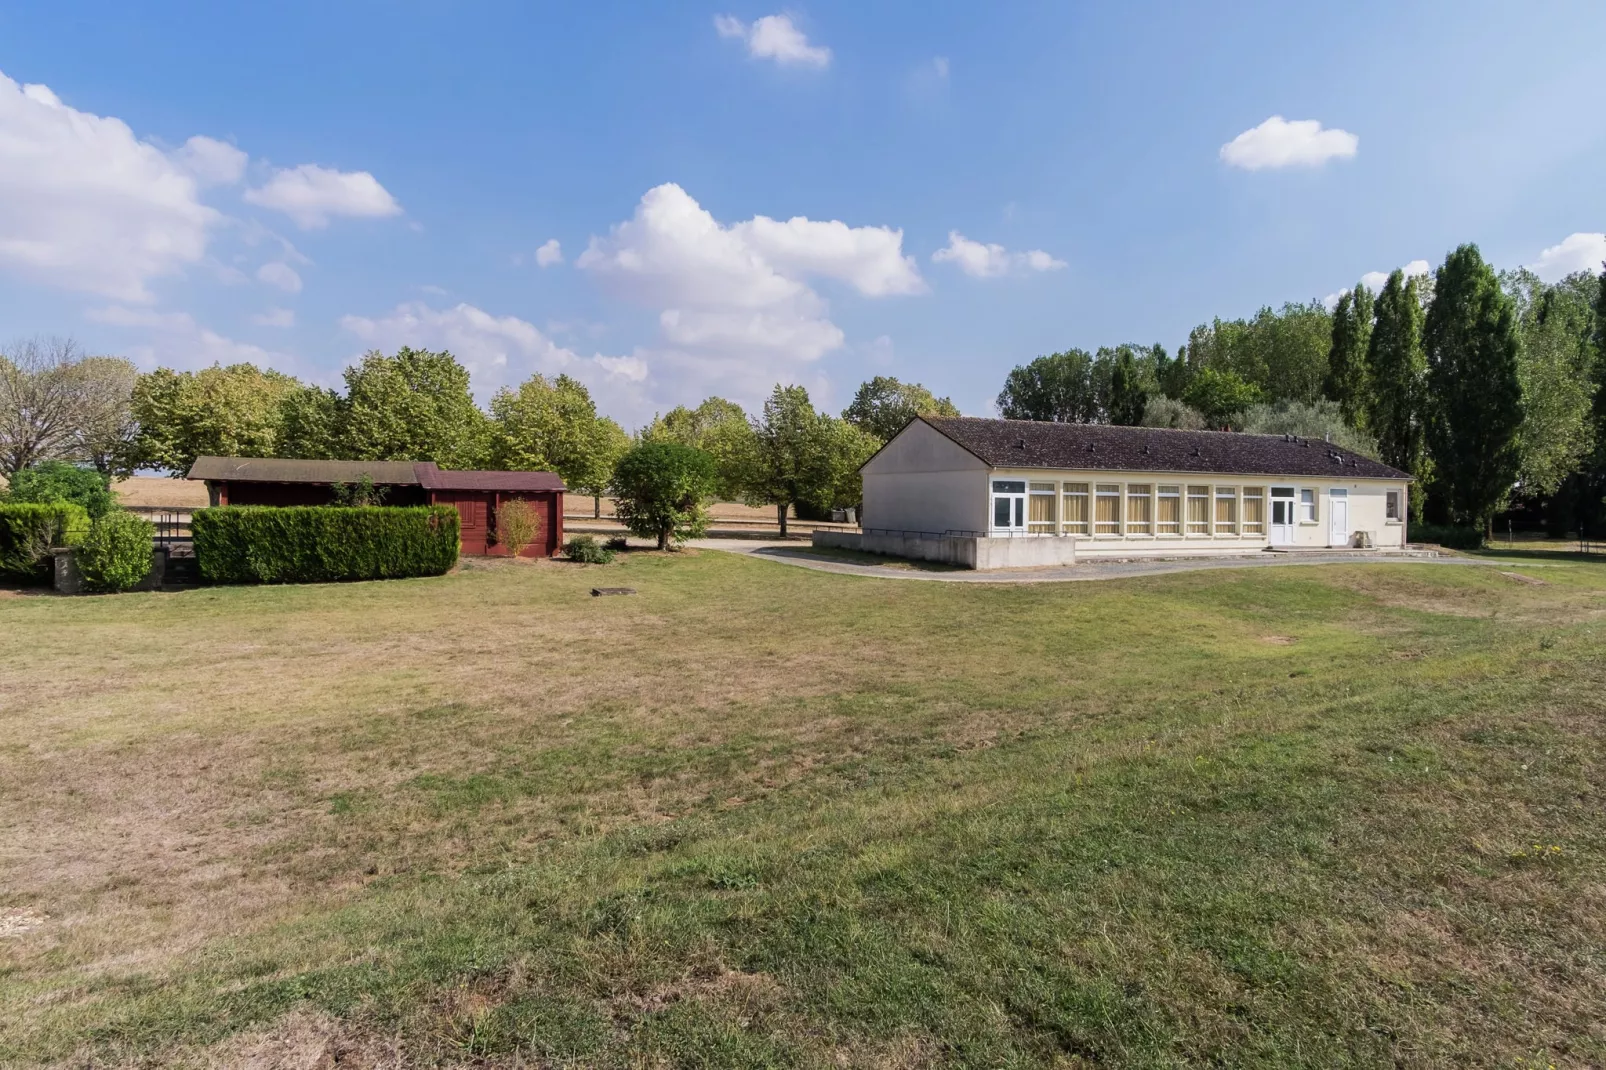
[831,417,1411,568]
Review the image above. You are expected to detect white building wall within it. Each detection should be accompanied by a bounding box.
[861,421,989,535]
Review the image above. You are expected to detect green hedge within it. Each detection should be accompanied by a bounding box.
[191,506,460,584]
[0,502,90,584]
[1407,523,1485,550]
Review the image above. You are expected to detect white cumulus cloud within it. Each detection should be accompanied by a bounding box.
[931,231,1065,278]
[1324,259,1430,308]
[256,260,303,293]
[0,70,220,302]
[1220,116,1359,170]
[714,13,831,68]
[172,136,248,186]
[535,238,563,267]
[87,304,299,372]
[244,163,402,229]
[576,183,921,401]
[1531,232,1606,282]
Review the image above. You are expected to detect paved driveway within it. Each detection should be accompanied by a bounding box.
[683,540,1481,584]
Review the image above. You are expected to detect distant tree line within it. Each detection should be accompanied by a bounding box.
[996,245,1605,534]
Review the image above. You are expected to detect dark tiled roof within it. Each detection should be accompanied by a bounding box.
[187,456,565,492]
[413,463,565,493]
[187,456,422,484]
[921,417,1411,480]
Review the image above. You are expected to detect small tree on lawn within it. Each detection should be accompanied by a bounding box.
[496,498,540,557]
[76,510,154,592]
[610,442,718,551]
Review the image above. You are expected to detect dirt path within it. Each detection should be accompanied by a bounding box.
[685,540,1493,583]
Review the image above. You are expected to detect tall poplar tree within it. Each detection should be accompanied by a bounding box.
[1324,283,1373,427]
[1423,245,1523,530]
[1365,270,1429,516]
[1107,348,1149,425]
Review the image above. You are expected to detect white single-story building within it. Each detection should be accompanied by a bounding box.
[815,416,1413,569]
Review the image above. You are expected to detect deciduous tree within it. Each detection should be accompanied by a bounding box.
[130,363,300,475]
[610,441,718,550]
[1182,367,1263,429]
[1502,269,1596,498]
[842,376,959,441]
[341,347,488,468]
[1366,270,1431,516]
[996,350,1102,423]
[1423,244,1523,529]
[1324,283,1373,427]
[489,374,625,513]
[1106,348,1148,426]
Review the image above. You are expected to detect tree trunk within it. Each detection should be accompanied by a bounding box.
[659,527,670,551]
[777,502,788,537]
[593,495,601,519]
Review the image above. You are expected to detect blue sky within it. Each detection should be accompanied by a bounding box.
[0,1,1602,427]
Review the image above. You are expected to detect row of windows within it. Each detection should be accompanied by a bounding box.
[1014,481,1269,536]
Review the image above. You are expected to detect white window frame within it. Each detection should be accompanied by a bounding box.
[1156,485,1182,536]
[1094,483,1123,537]
[1385,489,1402,523]
[1242,487,1265,536]
[1299,487,1318,524]
[1214,485,1239,537]
[990,479,1027,534]
[1185,485,1211,536]
[1028,481,1058,535]
[1125,483,1154,537]
[1061,482,1090,537]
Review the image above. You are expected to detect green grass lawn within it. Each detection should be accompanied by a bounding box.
[2,550,1604,1068]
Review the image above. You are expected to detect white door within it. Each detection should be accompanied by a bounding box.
[1329,489,1349,546]
[990,479,1026,534]
[1270,488,1296,545]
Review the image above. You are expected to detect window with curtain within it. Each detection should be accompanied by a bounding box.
[1300,488,1317,522]
[1215,486,1238,534]
[1386,490,1400,520]
[1242,487,1265,534]
[1095,483,1121,535]
[1156,485,1181,535]
[1125,483,1152,535]
[1062,483,1089,535]
[1028,482,1057,534]
[1186,485,1210,534]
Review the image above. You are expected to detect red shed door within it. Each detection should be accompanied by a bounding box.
[442,494,490,554]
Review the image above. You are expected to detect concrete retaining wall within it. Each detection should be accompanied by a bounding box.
[813,530,1078,570]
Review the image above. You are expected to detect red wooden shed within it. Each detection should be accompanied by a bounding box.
[187,456,566,557]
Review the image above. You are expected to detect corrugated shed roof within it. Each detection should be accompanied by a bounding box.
[413,463,565,492]
[186,456,423,484]
[919,417,1412,481]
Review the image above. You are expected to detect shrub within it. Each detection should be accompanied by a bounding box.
[1240,399,1380,458]
[604,535,629,552]
[564,534,615,564]
[192,505,460,584]
[1407,523,1485,550]
[5,461,116,518]
[496,499,541,557]
[1141,396,1207,430]
[610,442,718,550]
[0,502,90,584]
[76,511,154,592]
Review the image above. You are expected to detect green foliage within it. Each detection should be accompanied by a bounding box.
[329,475,387,507]
[1106,348,1149,426]
[75,511,154,593]
[4,461,115,518]
[496,498,541,557]
[610,442,719,550]
[1424,245,1524,527]
[340,348,489,468]
[1324,284,1373,427]
[191,506,460,584]
[1404,523,1485,550]
[1239,399,1379,458]
[562,533,615,564]
[1182,367,1264,428]
[996,349,1104,422]
[1184,302,1333,405]
[641,397,756,501]
[841,376,960,441]
[129,363,302,474]
[489,374,627,497]
[1502,269,1598,497]
[744,386,875,535]
[277,385,343,459]
[1366,271,1431,514]
[0,502,89,583]
[1140,396,1207,429]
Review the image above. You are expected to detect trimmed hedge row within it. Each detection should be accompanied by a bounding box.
[0,502,90,584]
[1407,523,1485,550]
[191,505,460,584]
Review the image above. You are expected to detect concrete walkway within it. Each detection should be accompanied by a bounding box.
[684,540,1482,584]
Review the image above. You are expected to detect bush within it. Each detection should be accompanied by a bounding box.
[610,442,718,550]
[1239,399,1380,458]
[564,534,615,564]
[1141,396,1207,430]
[495,498,541,557]
[5,461,117,518]
[1407,523,1485,550]
[604,535,629,552]
[76,511,154,592]
[192,506,460,584]
[0,502,90,584]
